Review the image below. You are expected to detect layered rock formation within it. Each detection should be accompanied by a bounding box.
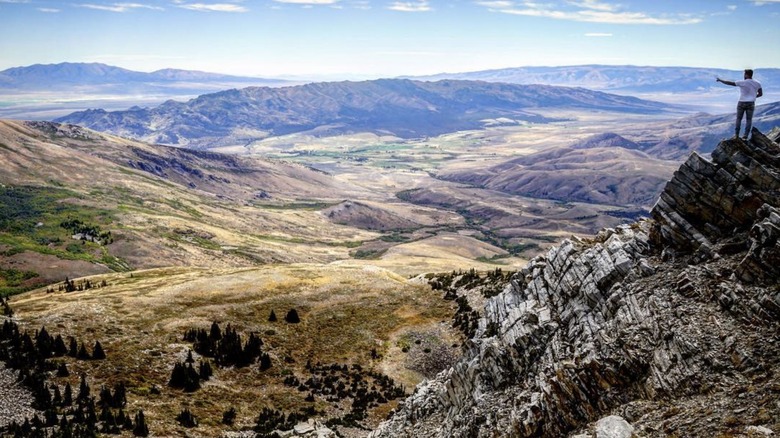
[371,129,780,437]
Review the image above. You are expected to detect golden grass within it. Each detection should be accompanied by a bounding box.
[9,264,457,436]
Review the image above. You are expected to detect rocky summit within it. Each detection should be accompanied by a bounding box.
[371,128,780,437]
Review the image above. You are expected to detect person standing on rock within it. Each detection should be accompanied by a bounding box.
[716,69,763,140]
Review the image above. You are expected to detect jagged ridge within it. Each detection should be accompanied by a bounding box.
[371,129,780,437]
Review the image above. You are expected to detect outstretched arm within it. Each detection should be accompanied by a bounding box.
[758,87,763,98]
[716,77,736,86]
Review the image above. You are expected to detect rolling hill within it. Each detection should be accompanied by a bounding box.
[55,79,673,148]
[0,62,285,91]
[409,65,780,94]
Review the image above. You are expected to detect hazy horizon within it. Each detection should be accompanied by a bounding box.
[1,0,779,79]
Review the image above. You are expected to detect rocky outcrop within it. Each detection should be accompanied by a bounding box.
[371,129,780,437]
[0,364,38,428]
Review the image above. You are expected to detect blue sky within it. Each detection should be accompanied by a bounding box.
[1,0,779,79]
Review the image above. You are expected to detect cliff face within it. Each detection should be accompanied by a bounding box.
[371,129,780,437]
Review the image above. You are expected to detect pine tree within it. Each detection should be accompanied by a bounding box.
[285,309,301,323]
[53,334,68,357]
[57,362,70,377]
[185,349,195,364]
[268,310,277,322]
[198,360,213,381]
[176,408,198,428]
[63,382,73,406]
[68,337,78,357]
[113,382,127,408]
[53,384,62,406]
[210,321,222,340]
[77,342,91,360]
[77,374,90,402]
[133,410,149,437]
[222,407,237,425]
[259,353,272,371]
[92,341,106,360]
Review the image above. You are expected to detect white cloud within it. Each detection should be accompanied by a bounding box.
[272,0,340,3]
[388,1,431,12]
[751,0,780,4]
[176,2,249,12]
[566,0,616,12]
[0,0,31,3]
[37,7,61,12]
[479,1,703,25]
[350,0,371,9]
[727,5,737,10]
[584,32,612,36]
[476,1,514,7]
[78,3,164,12]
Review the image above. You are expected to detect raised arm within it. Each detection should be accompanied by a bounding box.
[716,77,736,86]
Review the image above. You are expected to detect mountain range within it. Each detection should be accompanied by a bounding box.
[55,78,673,148]
[409,65,780,94]
[0,62,285,91]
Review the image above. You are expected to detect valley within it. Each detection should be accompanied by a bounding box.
[2,70,779,437]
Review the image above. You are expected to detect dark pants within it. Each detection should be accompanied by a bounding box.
[736,101,755,138]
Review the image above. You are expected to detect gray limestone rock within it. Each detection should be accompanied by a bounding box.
[371,129,780,438]
[595,415,633,438]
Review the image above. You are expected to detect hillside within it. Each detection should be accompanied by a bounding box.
[0,62,285,91]
[55,79,672,148]
[0,119,376,292]
[411,65,780,94]
[372,128,780,437]
[438,143,677,206]
[0,62,290,120]
[2,119,551,296]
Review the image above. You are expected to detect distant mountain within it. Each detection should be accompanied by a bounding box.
[0,62,286,90]
[56,78,673,148]
[438,145,676,206]
[570,132,642,151]
[408,65,780,94]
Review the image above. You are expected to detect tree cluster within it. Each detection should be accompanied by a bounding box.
[3,374,148,437]
[59,218,113,245]
[283,361,406,428]
[0,315,148,438]
[58,278,108,294]
[182,322,270,369]
[254,407,313,437]
[428,268,515,300]
[167,358,212,392]
[0,322,105,380]
[452,296,480,339]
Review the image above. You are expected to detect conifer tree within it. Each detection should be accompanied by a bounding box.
[222,407,237,425]
[210,321,222,340]
[198,360,213,381]
[63,382,73,406]
[285,309,301,323]
[176,408,198,428]
[133,410,149,437]
[77,374,90,402]
[52,384,63,406]
[268,310,277,322]
[92,341,106,360]
[57,362,70,377]
[77,342,91,360]
[68,337,78,357]
[53,334,68,357]
[260,353,272,371]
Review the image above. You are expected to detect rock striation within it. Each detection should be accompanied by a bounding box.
[371,128,780,437]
